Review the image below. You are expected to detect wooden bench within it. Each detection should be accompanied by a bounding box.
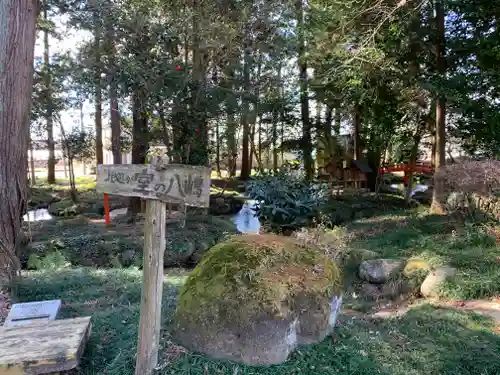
[0,317,91,375]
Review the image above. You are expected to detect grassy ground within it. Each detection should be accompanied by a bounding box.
[18,178,500,374]
[346,209,500,300]
[15,267,500,375]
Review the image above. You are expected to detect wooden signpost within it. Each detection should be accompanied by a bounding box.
[96,159,211,375]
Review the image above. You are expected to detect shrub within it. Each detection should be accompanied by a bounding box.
[246,172,329,232]
[27,250,71,271]
[434,160,500,218]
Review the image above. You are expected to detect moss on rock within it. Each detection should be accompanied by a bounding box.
[174,234,343,365]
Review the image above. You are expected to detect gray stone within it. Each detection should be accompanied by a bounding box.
[176,318,299,365]
[420,266,457,298]
[4,299,61,326]
[297,295,343,345]
[359,259,405,284]
[175,294,343,365]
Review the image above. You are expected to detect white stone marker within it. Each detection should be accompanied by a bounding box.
[4,299,61,327]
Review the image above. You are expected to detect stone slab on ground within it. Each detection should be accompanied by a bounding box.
[0,316,91,375]
[4,300,61,327]
[420,266,457,298]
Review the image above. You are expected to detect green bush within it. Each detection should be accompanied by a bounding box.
[28,250,71,271]
[247,172,329,232]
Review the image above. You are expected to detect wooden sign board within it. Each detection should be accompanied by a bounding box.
[4,300,61,327]
[96,164,211,207]
[96,161,212,375]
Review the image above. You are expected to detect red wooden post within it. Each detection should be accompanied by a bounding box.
[103,193,111,225]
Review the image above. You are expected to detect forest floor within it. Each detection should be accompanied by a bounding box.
[12,201,500,375]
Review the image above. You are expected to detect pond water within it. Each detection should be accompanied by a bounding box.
[23,208,52,222]
[24,200,261,234]
[230,200,260,234]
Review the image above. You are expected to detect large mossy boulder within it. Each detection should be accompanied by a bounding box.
[173,234,343,365]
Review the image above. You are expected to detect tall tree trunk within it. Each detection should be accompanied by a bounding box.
[29,136,36,185]
[405,132,423,204]
[257,116,262,171]
[296,0,313,179]
[190,0,208,166]
[94,10,103,165]
[334,107,341,135]
[43,4,55,184]
[431,0,447,214]
[431,128,437,167]
[108,27,121,164]
[353,104,361,160]
[316,101,322,133]
[171,97,182,163]
[215,118,221,177]
[227,114,237,177]
[272,64,282,173]
[240,44,251,180]
[58,120,77,202]
[249,110,256,173]
[128,91,149,215]
[0,0,37,288]
[272,111,278,173]
[224,63,237,177]
[325,105,333,136]
[157,103,171,158]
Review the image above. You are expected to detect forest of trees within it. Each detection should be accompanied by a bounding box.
[2,0,500,287]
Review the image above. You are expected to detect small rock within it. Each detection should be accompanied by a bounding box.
[359,259,405,284]
[420,266,457,298]
[403,259,430,278]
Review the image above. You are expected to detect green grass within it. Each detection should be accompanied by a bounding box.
[15,268,500,375]
[347,211,500,299]
[33,176,97,192]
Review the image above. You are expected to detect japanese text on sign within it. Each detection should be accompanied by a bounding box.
[96,164,211,207]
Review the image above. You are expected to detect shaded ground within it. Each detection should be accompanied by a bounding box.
[14,268,500,375]
[21,214,237,269]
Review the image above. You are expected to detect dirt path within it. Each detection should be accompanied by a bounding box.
[439,299,500,327]
[362,298,500,331]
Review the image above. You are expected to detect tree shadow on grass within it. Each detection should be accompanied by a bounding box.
[168,305,500,375]
[15,268,186,375]
[13,270,500,375]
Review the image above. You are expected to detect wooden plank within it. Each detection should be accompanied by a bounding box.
[96,163,211,207]
[135,157,167,375]
[4,300,61,327]
[0,317,91,375]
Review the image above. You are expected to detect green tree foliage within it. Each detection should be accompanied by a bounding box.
[34,0,500,185]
